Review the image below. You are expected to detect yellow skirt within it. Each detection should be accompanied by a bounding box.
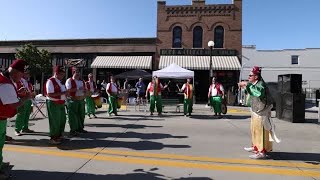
[251,112,273,153]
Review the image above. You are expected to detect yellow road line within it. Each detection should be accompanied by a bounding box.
[4,146,320,177]
[73,148,320,170]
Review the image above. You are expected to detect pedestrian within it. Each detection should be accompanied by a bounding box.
[208,77,225,118]
[65,67,88,137]
[123,78,129,90]
[106,76,119,116]
[0,59,31,179]
[179,78,193,117]
[238,66,280,159]
[135,77,146,104]
[45,65,67,145]
[146,76,164,116]
[34,80,40,95]
[85,73,97,118]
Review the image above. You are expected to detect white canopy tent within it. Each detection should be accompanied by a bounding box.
[152,63,194,78]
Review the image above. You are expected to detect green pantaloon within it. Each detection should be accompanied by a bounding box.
[15,99,32,132]
[46,100,66,138]
[67,99,85,132]
[150,95,162,113]
[0,120,6,169]
[86,97,96,115]
[184,98,193,115]
[210,96,222,114]
[108,95,117,115]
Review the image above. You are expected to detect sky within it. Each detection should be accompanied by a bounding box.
[0,0,319,50]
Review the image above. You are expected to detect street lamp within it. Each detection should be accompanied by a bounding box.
[208,41,215,80]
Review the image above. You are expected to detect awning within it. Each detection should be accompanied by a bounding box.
[91,56,152,69]
[159,56,241,70]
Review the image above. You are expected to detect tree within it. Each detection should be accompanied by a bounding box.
[15,43,52,93]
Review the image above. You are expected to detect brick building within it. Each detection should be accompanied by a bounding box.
[0,0,242,102]
[156,0,242,101]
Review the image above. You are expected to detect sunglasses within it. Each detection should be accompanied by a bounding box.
[248,75,255,77]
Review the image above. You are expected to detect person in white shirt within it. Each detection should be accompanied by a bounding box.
[145,76,165,116]
[106,76,119,116]
[208,77,225,117]
[65,67,88,136]
[179,78,193,117]
[14,69,35,136]
[0,59,31,179]
[34,80,40,94]
[45,65,67,145]
[85,73,97,118]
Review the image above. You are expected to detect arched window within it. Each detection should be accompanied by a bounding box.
[214,26,224,48]
[172,26,182,48]
[193,26,203,48]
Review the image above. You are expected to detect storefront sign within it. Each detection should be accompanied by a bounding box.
[160,49,237,56]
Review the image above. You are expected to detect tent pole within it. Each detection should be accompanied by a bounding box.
[193,77,195,104]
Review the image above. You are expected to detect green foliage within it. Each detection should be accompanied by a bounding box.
[15,43,52,76]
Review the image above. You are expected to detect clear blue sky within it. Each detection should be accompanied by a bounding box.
[0,0,319,50]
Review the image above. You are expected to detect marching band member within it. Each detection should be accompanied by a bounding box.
[45,66,67,144]
[85,73,97,118]
[179,78,193,117]
[146,76,164,116]
[66,67,88,136]
[0,59,30,178]
[106,76,119,116]
[208,77,225,118]
[14,68,35,136]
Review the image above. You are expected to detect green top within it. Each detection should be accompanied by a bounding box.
[245,80,266,107]
[246,81,266,97]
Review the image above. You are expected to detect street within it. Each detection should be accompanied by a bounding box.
[4,104,320,180]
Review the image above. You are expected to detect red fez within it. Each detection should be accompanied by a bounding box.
[53,65,65,73]
[251,66,261,75]
[10,59,27,73]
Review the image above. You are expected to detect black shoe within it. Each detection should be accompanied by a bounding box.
[150,112,153,115]
[93,114,97,118]
[69,131,79,137]
[0,162,10,170]
[5,136,13,142]
[0,171,10,180]
[77,129,88,134]
[22,129,35,133]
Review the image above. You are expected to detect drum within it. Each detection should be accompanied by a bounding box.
[117,97,122,109]
[92,94,102,108]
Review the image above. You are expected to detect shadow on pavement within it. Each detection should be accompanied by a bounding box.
[9,168,213,180]
[269,152,320,164]
[85,123,163,129]
[99,116,165,121]
[189,114,250,120]
[81,131,188,140]
[58,139,191,151]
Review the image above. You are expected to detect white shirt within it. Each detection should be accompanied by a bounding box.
[0,83,19,105]
[46,76,66,100]
[106,82,118,93]
[21,78,31,92]
[66,78,85,97]
[88,81,95,93]
[147,82,164,96]
[35,83,40,90]
[209,83,224,96]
